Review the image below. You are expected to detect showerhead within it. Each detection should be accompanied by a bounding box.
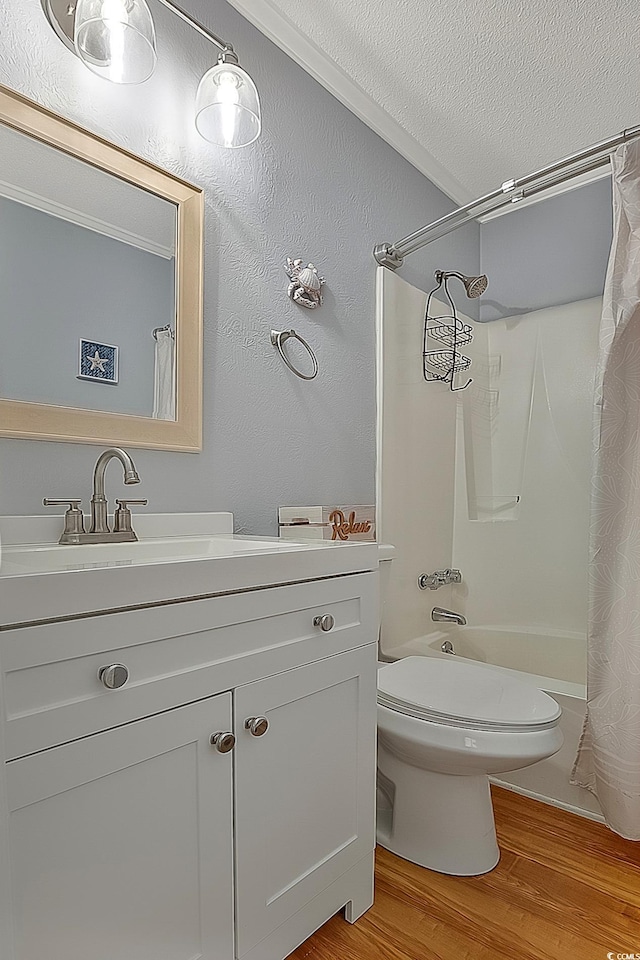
[461,274,489,298]
[437,270,488,299]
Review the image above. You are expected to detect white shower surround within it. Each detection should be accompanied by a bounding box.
[376,267,603,820]
[453,297,602,634]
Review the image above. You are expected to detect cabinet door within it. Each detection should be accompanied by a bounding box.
[234,644,377,958]
[6,695,234,960]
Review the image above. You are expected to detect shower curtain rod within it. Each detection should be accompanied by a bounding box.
[373,123,640,270]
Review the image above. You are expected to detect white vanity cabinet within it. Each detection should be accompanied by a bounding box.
[7,695,235,960]
[234,647,375,960]
[0,565,378,960]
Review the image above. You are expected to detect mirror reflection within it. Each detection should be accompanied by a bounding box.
[0,123,178,420]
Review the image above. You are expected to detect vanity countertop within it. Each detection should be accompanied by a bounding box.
[0,513,378,628]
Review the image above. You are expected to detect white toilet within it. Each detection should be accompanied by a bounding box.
[376,548,563,876]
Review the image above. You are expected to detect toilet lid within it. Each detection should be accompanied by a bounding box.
[378,657,561,731]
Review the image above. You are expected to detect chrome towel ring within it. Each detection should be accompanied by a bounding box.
[270,329,318,380]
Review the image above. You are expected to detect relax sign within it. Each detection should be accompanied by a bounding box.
[278,505,376,542]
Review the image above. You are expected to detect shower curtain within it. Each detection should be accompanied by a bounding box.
[572,141,640,839]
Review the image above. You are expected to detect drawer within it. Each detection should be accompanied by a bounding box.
[1,572,377,759]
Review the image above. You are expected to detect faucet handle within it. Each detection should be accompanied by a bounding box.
[114,499,148,535]
[43,499,86,542]
[43,498,82,509]
[418,569,463,590]
[418,571,448,590]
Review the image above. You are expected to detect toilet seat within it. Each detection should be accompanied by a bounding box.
[378,656,561,733]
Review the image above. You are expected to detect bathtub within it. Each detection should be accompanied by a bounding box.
[387,626,603,822]
[426,624,586,687]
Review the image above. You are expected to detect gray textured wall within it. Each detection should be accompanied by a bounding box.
[0,0,478,534]
[0,197,174,417]
[479,178,612,322]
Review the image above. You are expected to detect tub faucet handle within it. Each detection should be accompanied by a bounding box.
[418,569,463,590]
[418,572,442,590]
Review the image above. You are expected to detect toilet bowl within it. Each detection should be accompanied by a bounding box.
[376,547,563,876]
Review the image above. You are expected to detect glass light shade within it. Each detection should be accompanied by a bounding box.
[195,61,261,148]
[74,0,157,84]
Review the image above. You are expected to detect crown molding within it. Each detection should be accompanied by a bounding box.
[227,2,613,231]
[226,0,473,206]
[0,179,175,259]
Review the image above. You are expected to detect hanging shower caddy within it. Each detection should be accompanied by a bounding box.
[423,270,485,391]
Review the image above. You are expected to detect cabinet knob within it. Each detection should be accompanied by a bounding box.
[97,663,129,689]
[210,732,236,753]
[244,716,269,737]
[313,613,335,632]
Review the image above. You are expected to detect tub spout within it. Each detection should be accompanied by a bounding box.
[432,606,467,626]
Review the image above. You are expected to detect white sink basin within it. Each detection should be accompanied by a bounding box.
[0,512,378,628]
[1,534,303,575]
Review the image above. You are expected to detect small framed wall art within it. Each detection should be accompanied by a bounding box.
[78,339,119,385]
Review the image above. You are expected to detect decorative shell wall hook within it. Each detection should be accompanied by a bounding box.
[285,258,325,309]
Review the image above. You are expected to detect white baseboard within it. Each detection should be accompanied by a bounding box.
[490,777,606,825]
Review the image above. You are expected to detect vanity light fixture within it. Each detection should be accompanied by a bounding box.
[74,0,157,83]
[44,0,262,147]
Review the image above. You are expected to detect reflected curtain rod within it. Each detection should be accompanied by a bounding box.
[373,124,640,270]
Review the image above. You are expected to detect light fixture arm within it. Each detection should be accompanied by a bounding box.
[43,0,261,145]
[154,0,239,62]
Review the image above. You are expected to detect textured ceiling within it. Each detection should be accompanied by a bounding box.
[227,0,640,203]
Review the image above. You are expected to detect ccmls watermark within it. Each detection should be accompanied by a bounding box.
[607,953,640,959]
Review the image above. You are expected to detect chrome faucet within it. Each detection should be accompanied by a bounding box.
[44,447,147,544]
[90,448,141,535]
[432,606,467,626]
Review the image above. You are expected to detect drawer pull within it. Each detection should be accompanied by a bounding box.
[313,614,335,632]
[97,663,129,690]
[210,731,236,753]
[244,716,269,737]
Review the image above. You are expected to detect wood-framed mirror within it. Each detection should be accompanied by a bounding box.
[0,83,203,452]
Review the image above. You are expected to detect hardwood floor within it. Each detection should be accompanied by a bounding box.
[288,787,640,960]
